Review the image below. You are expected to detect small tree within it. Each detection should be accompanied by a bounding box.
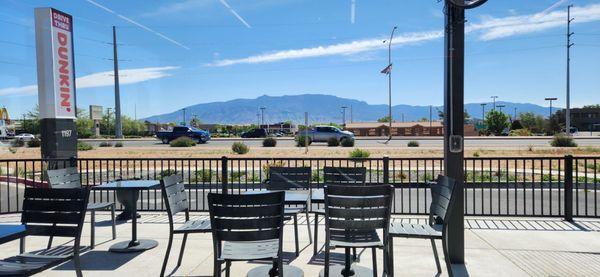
[232,142,249,154]
[510,120,523,130]
[377,116,391,123]
[485,110,509,135]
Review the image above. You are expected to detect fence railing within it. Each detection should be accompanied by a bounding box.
[0,156,598,219]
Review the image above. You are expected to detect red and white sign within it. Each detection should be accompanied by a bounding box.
[35,8,76,119]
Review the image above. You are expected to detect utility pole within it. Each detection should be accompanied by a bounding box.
[497,104,506,113]
[350,105,353,123]
[545,97,558,120]
[341,106,348,126]
[513,107,517,120]
[112,26,123,138]
[566,4,574,135]
[182,108,186,126]
[106,108,112,137]
[480,103,486,120]
[490,96,498,111]
[429,105,433,131]
[401,113,404,123]
[256,113,260,126]
[260,107,266,127]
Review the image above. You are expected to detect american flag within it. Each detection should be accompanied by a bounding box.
[380,63,392,74]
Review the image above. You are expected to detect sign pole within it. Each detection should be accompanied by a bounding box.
[35,8,78,168]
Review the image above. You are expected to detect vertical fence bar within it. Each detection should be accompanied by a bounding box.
[564,155,573,222]
[221,156,228,194]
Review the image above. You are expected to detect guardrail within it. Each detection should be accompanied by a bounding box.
[0,156,598,219]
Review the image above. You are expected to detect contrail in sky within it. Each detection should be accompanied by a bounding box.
[351,0,356,24]
[539,0,568,16]
[218,0,252,28]
[84,0,191,50]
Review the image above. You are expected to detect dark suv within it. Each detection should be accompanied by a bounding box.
[241,128,267,138]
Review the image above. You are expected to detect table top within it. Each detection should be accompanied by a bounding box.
[93,180,161,191]
[0,224,27,245]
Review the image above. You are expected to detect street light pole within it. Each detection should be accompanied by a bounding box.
[566,4,574,135]
[490,96,498,111]
[341,106,348,126]
[545,97,558,120]
[260,107,266,131]
[480,103,486,120]
[497,104,506,113]
[182,108,186,126]
[383,26,397,143]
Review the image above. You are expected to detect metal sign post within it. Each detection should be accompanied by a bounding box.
[35,8,78,168]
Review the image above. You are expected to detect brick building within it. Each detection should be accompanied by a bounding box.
[344,121,476,136]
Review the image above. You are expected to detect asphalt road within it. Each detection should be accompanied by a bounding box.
[82,136,600,149]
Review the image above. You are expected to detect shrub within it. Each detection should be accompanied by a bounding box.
[509,128,532,136]
[296,136,311,147]
[262,160,287,179]
[114,142,124,147]
[27,138,41,148]
[407,140,419,147]
[550,134,577,147]
[10,139,24,147]
[340,137,354,147]
[99,141,113,147]
[327,137,340,147]
[232,142,249,154]
[349,148,370,159]
[170,137,196,147]
[472,151,480,157]
[158,169,178,180]
[193,170,215,183]
[262,137,277,147]
[77,142,93,151]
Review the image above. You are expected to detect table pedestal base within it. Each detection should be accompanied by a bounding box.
[247,265,303,277]
[109,239,158,253]
[319,265,372,277]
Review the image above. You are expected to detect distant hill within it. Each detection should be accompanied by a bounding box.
[144,94,556,124]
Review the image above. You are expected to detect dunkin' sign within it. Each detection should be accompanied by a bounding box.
[35,8,76,119]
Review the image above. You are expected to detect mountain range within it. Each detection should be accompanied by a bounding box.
[144,94,558,125]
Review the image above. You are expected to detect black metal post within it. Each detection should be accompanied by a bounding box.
[564,155,573,221]
[221,156,228,194]
[112,26,123,139]
[383,156,390,184]
[444,1,465,264]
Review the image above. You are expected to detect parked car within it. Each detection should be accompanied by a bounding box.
[14,133,35,141]
[155,126,210,144]
[297,126,355,144]
[240,128,267,138]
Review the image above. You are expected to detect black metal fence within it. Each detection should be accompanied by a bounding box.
[0,156,598,219]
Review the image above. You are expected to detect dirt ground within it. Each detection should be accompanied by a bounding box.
[1,145,599,159]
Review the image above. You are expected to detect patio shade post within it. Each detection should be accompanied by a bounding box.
[564,155,573,222]
[221,156,228,194]
[444,1,466,264]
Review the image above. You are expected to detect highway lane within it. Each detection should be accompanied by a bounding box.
[82,137,600,149]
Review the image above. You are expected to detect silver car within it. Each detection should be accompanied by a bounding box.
[300,126,355,143]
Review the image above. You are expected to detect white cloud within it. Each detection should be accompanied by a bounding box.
[0,66,179,97]
[208,3,600,67]
[470,4,600,41]
[208,30,443,66]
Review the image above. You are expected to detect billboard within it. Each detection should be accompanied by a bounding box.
[35,8,76,119]
[89,105,103,120]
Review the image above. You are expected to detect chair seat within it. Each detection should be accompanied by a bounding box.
[312,208,325,215]
[0,253,71,276]
[329,230,383,248]
[219,239,280,261]
[389,222,442,239]
[284,207,305,215]
[174,219,211,234]
[86,202,114,211]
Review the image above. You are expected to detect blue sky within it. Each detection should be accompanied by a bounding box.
[1,0,599,119]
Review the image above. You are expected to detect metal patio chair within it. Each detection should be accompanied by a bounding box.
[313,166,367,256]
[160,174,211,277]
[46,167,116,249]
[322,184,393,277]
[266,166,312,257]
[0,187,89,277]
[208,191,286,277]
[387,175,457,277]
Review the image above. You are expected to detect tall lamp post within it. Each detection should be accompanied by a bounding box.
[382,26,397,143]
[480,103,486,120]
[341,106,348,126]
[545,97,558,120]
[490,96,498,111]
[497,104,506,113]
[443,0,488,266]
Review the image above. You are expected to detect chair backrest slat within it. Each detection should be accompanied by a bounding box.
[323,167,366,185]
[47,167,81,189]
[324,184,393,233]
[208,192,285,242]
[161,174,188,216]
[429,175,456,225]
[21,187,89,238]
[268,167,311,191]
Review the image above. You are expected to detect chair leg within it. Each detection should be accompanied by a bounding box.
[110,204,116,240]
[293,214,299,257]
[47,236,53,250]
[160,233,174,277]
[388,237,394,277]
[313,213,319,256]
[74,252,83,277]
[372,248,377,277]
[352,247,357,261]
[324,245,330,277]
[19,237,25,254]
[430,239,442,274]
[305,210,312,244]
[214,259,222,277]
[90,210,95,249]
[225,261,231,277]
[441,238,453,277]
[177,233,188,266]
[278,258,284,277]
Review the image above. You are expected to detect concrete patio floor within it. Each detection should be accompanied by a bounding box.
[1,213,599,277]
